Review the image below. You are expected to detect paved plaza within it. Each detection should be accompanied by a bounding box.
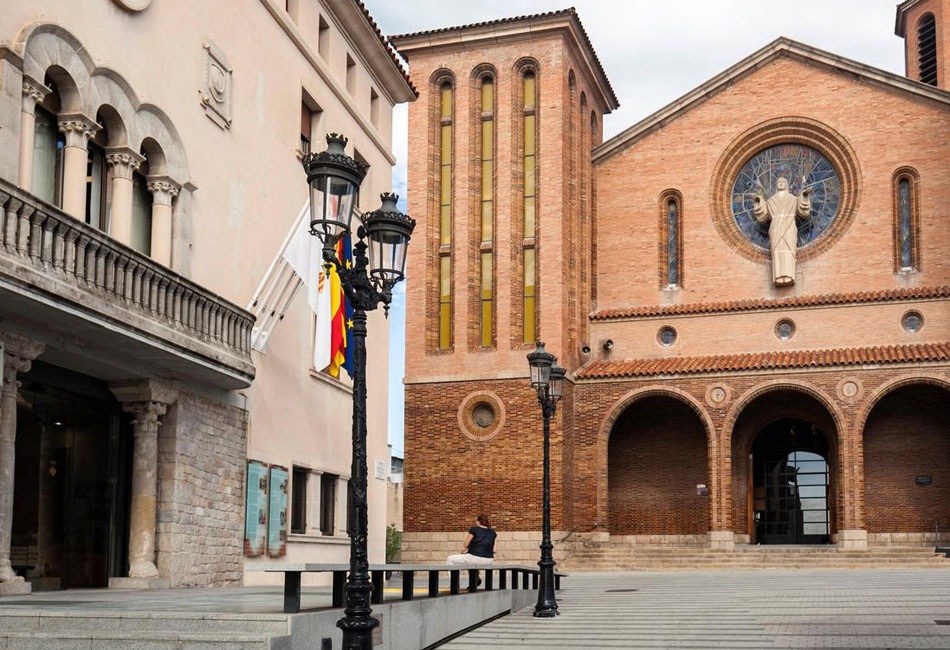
[1,568,949,648]
[444,569,950,649]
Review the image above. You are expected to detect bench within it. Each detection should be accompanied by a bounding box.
[246,562,566,614]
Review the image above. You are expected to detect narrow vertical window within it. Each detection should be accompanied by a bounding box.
[291,467,308,534]
[318,15,330,60]
[479,76,494,347]
[438,81,453,350]
[918,14,938,86]
[893,170,919,271]
[346,54,357,96]
[667,198,679,286]
[898,178,912,268]
[33,105,64,207]
[522,71,537,344]
[85,140,106,231]
[130,170,153,256]
[370,88,380,127]
[320,474,337,536]
[300,102,312,155]
[659,191,683,288]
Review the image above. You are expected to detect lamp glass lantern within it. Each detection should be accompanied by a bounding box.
[305,133,366,244]
[362,193,415,288]
[527,341,556,389]
[549,365,566,401]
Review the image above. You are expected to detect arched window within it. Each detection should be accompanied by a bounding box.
[522,70,538,344]
[659,191,683,288]
[438,79,454,350]
[130,153,152,256]
[478,74,495,347]
[893,168,920,271]
[32,77,65,207]
[917,14,938,86]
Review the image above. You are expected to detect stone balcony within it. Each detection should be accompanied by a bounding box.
[0,177,255,389]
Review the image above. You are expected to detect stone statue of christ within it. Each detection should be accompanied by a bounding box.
[753,176,812,286]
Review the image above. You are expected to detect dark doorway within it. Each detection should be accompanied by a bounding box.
[12,362,132,588]
[752,419,830,544]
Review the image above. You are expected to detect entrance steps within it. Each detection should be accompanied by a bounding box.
[561,543,950,571]
[0,609,292,649]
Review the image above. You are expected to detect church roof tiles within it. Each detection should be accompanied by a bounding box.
[577,342,950,380]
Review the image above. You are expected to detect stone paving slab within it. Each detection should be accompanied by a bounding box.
[442,568,950,649]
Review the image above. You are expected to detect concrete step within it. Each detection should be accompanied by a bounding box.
[0,610,292,650]
[0,610,290,636]
[0,630,291,650]
[562,545,950,571]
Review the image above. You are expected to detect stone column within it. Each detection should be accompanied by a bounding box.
[58,114,99,219]
[18,78,51,189]
[109,380,177,590]
[0,333,45,596]
[146,176,180,267]
[106,149,144,247]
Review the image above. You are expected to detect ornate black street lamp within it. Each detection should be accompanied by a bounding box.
[526,341,565,618]
[305,134,416,649]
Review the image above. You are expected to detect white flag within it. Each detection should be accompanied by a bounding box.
[281,209,331,371]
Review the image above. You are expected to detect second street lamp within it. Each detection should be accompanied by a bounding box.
[304,133,416,649]
[526,341,565,618]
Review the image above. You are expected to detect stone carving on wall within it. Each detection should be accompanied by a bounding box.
[201,42,232,130]
[753,177,812,286]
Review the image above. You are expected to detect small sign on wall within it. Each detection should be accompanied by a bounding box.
[696,484,709,496]
[915,475,933,486]
[244,461,268,557]
[268,466,289,558]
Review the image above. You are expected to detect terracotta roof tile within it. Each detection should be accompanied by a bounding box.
[592,285,950,321]
[354,0,418,97]
[389,8,618,109]
[576,342,950,380]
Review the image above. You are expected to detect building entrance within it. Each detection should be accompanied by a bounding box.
[12,362,131,588]
[751,419,831,545]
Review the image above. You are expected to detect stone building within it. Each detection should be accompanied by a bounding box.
[393,1,950,565]
[0,0,413,595]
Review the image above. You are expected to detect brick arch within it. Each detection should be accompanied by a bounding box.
[861,373,950,534]
[854,373,950,435]
[596,386,715,532]
[725,380,845,538]
[710,116,862,264]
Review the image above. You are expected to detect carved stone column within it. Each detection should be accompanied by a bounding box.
[106,149,145,247]
[19,77,51,189]
[109,380,177,590]
[58,114,99,219]
[0,333,45,596]
[146,176,180,267]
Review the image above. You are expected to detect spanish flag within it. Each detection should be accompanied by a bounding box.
[326,235,352,378]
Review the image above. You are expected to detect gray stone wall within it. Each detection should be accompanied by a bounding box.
[156,392,247,587]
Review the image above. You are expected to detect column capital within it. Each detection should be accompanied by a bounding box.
[106,148,146,181]
[21,77,51,114]
[58,113,100,149]
[1,333,45,393]
[146,175,182,206]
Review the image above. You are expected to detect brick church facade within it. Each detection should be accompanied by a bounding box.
[392,0,950,565]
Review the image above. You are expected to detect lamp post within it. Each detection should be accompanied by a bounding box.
[526,341,565,618]
[305,133,416,649]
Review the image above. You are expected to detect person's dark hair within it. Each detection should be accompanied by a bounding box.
[476,513,491,527]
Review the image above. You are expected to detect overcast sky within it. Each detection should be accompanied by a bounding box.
[375,1,909,454]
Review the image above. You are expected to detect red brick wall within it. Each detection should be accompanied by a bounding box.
[864,385,950,532]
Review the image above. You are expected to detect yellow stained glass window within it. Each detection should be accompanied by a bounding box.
[480,252,493,347]
[523,247,536,344]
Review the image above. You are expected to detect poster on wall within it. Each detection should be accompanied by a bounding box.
[244,460,269,557]
[267,465,289,558]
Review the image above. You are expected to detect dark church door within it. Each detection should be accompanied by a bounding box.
[752,419,831,544]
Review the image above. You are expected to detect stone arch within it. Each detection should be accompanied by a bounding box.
[94,104,128,149]
[131,107,188,181]
[18,23,93,112]
[596,386,715,534]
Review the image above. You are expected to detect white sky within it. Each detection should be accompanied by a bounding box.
[377,0,909,454]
